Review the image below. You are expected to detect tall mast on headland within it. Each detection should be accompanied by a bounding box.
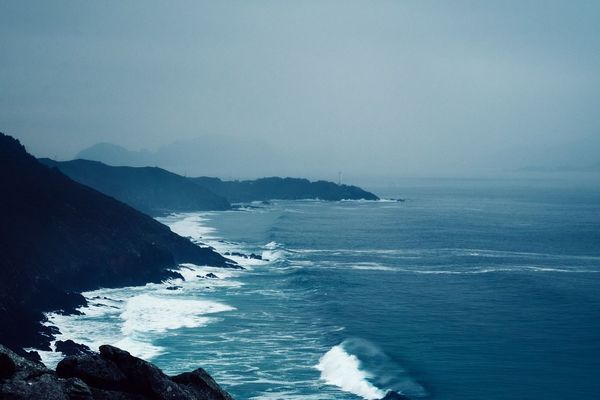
[338,171,342,185]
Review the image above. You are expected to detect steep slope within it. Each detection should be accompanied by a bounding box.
[191,176,379,203]
[40,158,230,216]
[0,133,234,354]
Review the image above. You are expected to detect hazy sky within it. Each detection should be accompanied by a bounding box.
[1,1,599,177]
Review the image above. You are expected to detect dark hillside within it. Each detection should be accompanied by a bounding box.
[0,133,234,355]
[191,176,379,203]
[40,158,230,216]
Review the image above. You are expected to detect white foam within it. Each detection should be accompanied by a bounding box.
[316,344,386,400]
[351,264,395,271]
[264,241,280,250]
[121,294,234,335]
[112,336,165,360]
[159,213,218,242]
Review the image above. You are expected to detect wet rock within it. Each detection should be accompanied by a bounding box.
[172,369,234,400]
[56,353,130,392]
[1,344,234,400]
[205,273,218,279]
[55,340,94,357]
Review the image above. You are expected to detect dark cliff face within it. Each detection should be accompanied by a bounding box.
[39,158,231,216]
[0,133,235,353]
[191,176,379,203]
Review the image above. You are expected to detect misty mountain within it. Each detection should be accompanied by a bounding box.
[0,133,234,355]
[76,142,153,167]
[40,158,230,216]
[76,136,288,178]
[191,176,379,203]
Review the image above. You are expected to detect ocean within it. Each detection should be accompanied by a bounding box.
[37,178,600,400]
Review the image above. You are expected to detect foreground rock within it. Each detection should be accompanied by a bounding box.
[0,344,233,400]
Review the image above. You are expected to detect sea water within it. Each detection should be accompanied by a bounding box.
[38,178,600,399]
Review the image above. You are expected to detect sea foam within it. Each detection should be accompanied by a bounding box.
[121,294,234,335]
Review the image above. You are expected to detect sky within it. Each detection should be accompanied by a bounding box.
[1,0,599,179]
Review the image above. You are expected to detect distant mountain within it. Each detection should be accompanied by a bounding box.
[40,158,230,216]
[191,176,379,203]
[0,133,234,355]
[76,142,152,167]
[76,135,287,178]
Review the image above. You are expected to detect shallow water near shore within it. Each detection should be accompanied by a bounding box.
[39,178,600,399]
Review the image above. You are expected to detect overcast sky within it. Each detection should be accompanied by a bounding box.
[1,1,599,178]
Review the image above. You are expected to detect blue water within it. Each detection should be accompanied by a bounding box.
[42,178,600,399]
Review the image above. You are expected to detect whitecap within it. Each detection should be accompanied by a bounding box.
[315,344,386,400]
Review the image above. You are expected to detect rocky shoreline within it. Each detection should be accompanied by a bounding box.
[0,343,233,400]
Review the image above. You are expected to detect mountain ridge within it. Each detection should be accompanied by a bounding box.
[39,158,230,216]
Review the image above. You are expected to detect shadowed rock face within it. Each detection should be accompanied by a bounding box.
[0,344,233,400]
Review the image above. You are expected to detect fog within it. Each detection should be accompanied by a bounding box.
[1,1,599,181]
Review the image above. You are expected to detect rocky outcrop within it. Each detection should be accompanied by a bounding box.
[0,344,233,400]
[55,340,94,357]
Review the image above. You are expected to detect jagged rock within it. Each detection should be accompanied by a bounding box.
[63,377,94,400]
[166,286,182,291]
[56,353,130,391]
[55,340,94,357]
[172,369,233,400]
[205,273,218,279]
[1,344,234,400]
[96,345,190,399]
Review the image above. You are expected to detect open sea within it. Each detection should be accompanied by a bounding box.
[37,178,600,400]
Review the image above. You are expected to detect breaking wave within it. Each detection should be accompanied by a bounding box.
[316,339,426,400]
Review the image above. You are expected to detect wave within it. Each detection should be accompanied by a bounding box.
[262,241,288,263]
[350,263,396,271]
[409,266,599,274]
[316,343,386,400]
[316,339,426,400]
[290,247,600,261]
